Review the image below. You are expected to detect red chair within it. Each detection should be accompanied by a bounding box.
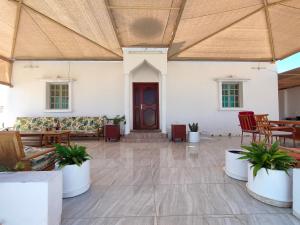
[238,111,259,144]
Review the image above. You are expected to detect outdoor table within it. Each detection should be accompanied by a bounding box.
[20,130,71,146]
[270,120,300,140]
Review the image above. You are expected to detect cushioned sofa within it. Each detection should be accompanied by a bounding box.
[14,117,104,139]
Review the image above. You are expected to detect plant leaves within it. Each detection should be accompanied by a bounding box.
[240,141,295,177]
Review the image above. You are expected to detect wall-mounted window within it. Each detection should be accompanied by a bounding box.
[45,82,72,112]
[221,82,243,108]
[216,78,248,111]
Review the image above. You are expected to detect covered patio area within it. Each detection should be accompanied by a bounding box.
[1,0,300,224]
[61,137,299,225]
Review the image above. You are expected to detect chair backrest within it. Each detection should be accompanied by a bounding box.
[238,111,256,131]
[254,114,272,137]
[0,131,25,169]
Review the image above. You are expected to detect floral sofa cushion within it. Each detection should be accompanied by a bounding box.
[72,117,104,131]
[15,117,104,134]
[15,117,56,131]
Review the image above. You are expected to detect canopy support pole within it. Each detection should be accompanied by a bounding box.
[263,0,276,63]
[104,0,123,48]
[168,0,187,48]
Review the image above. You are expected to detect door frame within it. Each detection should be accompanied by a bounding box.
[132,82,160,130]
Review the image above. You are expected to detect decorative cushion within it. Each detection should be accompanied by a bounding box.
[272,131,293,136]
[15,117,56,131]
[59,117,74,130]
[15,116,104,136]
[24,146,55,171]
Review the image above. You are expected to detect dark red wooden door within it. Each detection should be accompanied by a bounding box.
[133,83,159,130]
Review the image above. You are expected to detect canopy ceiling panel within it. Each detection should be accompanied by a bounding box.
[0,0,299,62]
[278,67,300,90]
[0,1,17,58]
[107,0,183,46]
[0,59,12,86]
[15,7,120,60]
[268,1,300,59]
[23,0,121,56]
[14,9,63,59]
[172,10,272,60]
[168,0,264,56]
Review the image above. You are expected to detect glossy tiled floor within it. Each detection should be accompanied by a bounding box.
[61,137,300,225]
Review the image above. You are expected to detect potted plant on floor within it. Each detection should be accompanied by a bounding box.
[103,115,126,141]
[225,149,248,181]
[188,122,200,143]
[239,141,295,207]
[55,144,91,198]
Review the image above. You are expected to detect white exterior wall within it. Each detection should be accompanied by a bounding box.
[4,61,124,126]
[278,89,287,119]
[167,61,278,135]
[2,60,279,135]
[279,87,300,119]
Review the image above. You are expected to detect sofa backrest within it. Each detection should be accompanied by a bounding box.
[15,117,56,131]
[15,117,104,131]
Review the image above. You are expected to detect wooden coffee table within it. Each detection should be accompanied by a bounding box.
[20,130,71,147]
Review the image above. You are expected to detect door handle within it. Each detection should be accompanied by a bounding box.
[140,104,143,110]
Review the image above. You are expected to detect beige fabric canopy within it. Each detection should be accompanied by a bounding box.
[0,0,300,85]
[279,67,300,90]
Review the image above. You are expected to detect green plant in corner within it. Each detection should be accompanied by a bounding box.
[104,115,126,125]
[239,141,295,177]
[55,144,91,168]
[188,123,199,132]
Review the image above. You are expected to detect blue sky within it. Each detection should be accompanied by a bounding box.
[276,52,300,73]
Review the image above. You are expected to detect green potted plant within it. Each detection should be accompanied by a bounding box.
[55,144,91,198]
[188,122,200,143]
[103,115,126,141]
[239,141,295,207]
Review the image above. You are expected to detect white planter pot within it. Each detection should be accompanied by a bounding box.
[293,169,300,218]
[188,132,200,143]
[224,149,247,181]
[247,163,292,207]
[59,160,91,198]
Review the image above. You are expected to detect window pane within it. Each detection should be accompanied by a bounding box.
[48,83,70,110]
[221,82,241,108]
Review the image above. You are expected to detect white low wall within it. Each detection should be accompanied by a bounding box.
[2,60,279,135]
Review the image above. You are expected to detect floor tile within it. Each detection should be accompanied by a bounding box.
[155,183,290,216]
[62,185,109,219]
[62,217,155,225]
[93,185,155,217]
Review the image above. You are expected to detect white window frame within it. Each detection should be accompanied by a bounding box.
[44,80,72,113]
[216,78,249,111]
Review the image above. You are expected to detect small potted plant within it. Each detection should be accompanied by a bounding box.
[55,144,91,198]
[103,115,126,141]
[239,142,295,207]
[188,122,200,143]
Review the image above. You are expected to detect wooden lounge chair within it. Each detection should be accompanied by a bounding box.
[255,114,296,147]
[0,131,56,171]
[238,111,259,144]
